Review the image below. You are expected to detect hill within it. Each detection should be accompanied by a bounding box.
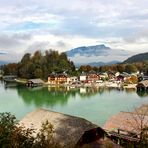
[124,52,148,63]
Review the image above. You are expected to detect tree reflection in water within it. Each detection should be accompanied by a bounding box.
[16,86,146,108]
[16,86,108,107]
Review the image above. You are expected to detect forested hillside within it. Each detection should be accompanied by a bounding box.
[124,52,148,63]
[3,50,75,79]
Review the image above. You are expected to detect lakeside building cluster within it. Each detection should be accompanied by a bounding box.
[47,71,148,90]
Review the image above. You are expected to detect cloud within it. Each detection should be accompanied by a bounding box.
[56,41,67,48]
[26,41,50,53]
[123,29,148,43]
[0,51,7,55]
[0,33,32,49]
[0,0,148,62]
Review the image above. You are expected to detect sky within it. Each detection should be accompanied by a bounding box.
[0,0,148,63]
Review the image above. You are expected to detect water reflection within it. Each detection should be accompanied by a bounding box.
[17,86,72,107]
[16,86,143,108]
[17,86,100,107]
[136,91,148,97]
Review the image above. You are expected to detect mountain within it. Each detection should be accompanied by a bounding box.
[66,44,111,57]
[66,44,130,64]
[75,60,120,67]
[123,52,148,63]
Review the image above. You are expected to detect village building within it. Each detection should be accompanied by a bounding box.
[20,109,109,148]
[136,80,148,91]
[138,75,148,81]
[116,72,131,82]
[79,72,87,83]
[107,71,116,80]
[26,78,44,87]
[116,74,124,82]
[48,72,70,85]
[98,72,108,80]
[70,76,78,83]
[86,70,100,83]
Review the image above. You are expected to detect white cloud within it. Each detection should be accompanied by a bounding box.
[0,0,148,62]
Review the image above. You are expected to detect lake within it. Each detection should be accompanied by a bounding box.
[0,81,148,126]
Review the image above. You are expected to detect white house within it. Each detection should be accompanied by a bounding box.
[79,72,87,83]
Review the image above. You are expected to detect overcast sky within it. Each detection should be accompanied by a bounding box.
[0,0,148,62]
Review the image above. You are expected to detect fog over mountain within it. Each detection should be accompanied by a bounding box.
[66,44,131,64]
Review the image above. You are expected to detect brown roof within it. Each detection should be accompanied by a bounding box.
[137,80,148,87]
[28,79,44,84]
[103,111,148,135]
[20,109,97,148]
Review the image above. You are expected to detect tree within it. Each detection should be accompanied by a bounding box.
[3,63,18,75]
[125,106,148,148]
[117,64,125,73]
[34,68,43,78]
[3,49,76,79]
[0,112,62,148]
[21,53,31,64]
[125,64,137,73]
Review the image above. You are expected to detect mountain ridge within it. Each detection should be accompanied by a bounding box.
[66,44,111,57]
[123,52,148,63]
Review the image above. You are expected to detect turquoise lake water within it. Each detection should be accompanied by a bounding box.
[0,81,148,126]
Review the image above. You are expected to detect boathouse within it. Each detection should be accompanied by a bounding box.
[104,111,148,144]
[26,78,44,87]
[20,109,107,148]
[136,80,148,91]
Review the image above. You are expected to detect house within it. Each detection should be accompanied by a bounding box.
[20,109,107,148]
[26,79,44,87]
[136,80,148,91]
[48,72,57,85]
[116,72,131,82]
[57,73,70,84]
[98,72,108,81]
[138,75,148,81]
[79,72,87,83]
[48,72,70,85]
[107,71,116,80]
[70,76,78,84]
[87,70,100,83]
